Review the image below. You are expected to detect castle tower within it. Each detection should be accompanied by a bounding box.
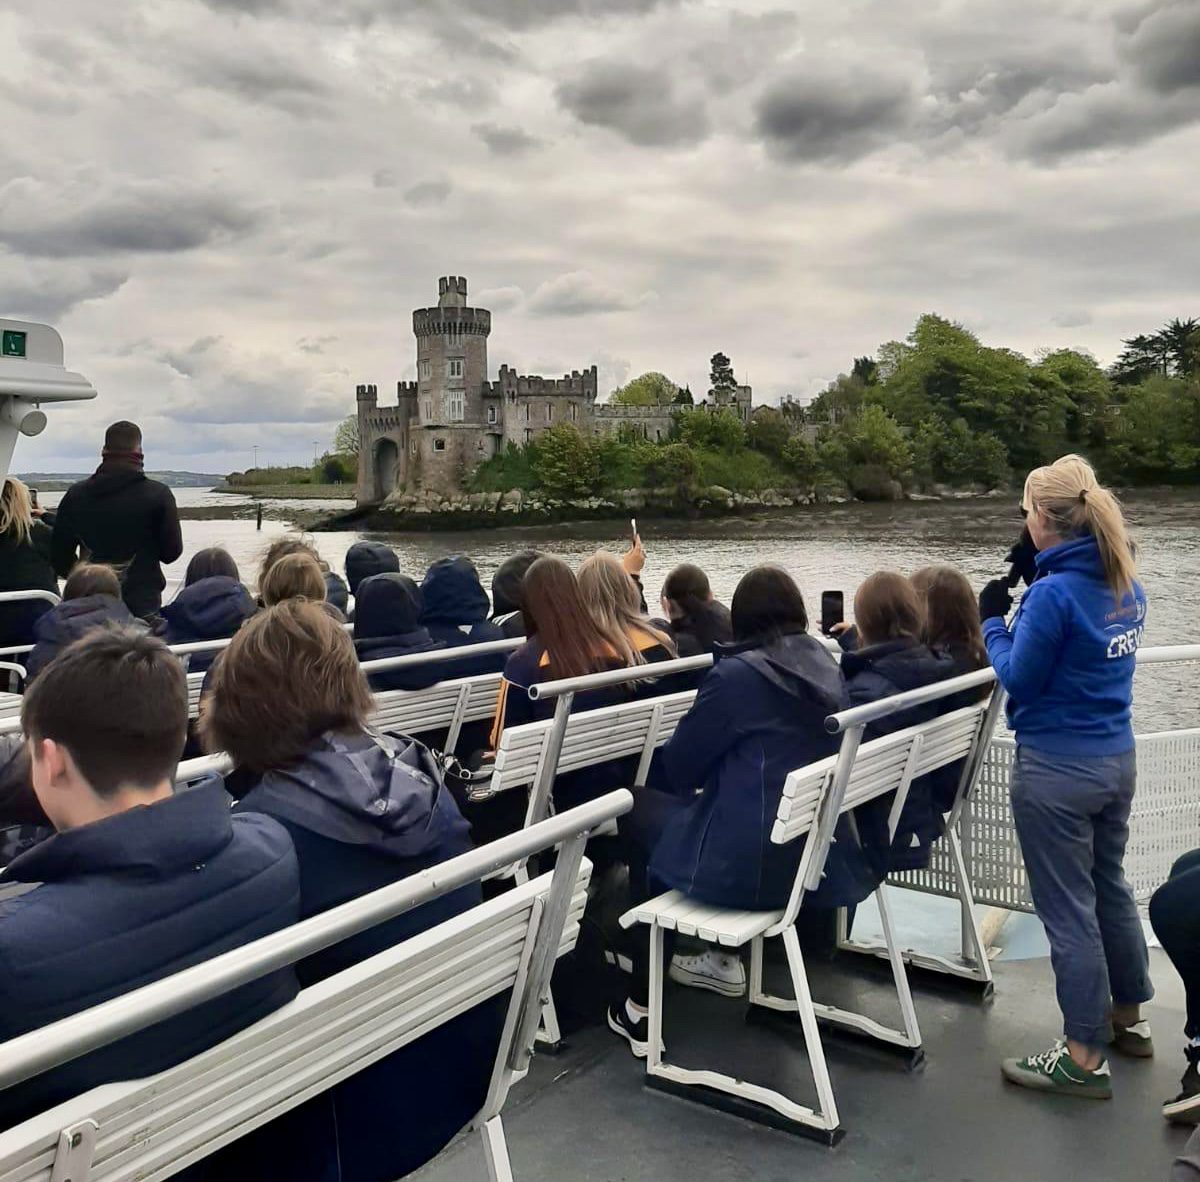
[410,276,492,494]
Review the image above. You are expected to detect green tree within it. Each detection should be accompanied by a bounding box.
[529,424,601,499]
[806,373,867,425]
[334,415,360,456]
[646,442,700,500]
[781,435,821,487]
[851,356,879,385]
[843,404,910,478]
[673,384,694,406]
[610,371,679,406]
[317,453,355,483]
[708,352,737,400]
[676,407,745,452]
[745,406,791,459]
[1031,349,1111,448]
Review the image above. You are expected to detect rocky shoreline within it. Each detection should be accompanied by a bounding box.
[315,483,1006,533]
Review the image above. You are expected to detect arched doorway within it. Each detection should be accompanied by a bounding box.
[374,438,400,501]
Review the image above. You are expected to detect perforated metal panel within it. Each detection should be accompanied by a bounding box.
[892,730,1200,912]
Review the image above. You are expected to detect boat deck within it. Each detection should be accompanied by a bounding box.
[417,944,1189,1181]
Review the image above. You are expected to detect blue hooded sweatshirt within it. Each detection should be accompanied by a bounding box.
[353,573,447,692]
[25,595,144,682]
[419,556,506,676]
[984,534,1147,757]
[160,576,256,673]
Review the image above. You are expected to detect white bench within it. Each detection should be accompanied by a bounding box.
[620,675,997,1144]
[0,791,632,1182]
[371,672,504,754]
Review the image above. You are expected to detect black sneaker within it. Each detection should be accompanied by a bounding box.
[607,1004,650,1059]
[1163,1048,1200,1124]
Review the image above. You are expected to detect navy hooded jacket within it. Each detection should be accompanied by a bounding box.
[345,541,400,597]
[647,632,880,910]
[233,730,503,1182]
[841,637,959,872]
[0,784,300,1130]
[420,557,506,676]
[25,595,144,682]
[353,573,447,692]
[160,576,256,673]
[984,534,1146,757]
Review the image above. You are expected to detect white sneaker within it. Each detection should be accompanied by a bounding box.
[668,949,746,997]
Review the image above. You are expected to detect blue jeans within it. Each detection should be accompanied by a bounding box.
[1011,746,1153,1047]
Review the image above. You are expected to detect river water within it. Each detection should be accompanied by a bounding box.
[39,487,1200,731]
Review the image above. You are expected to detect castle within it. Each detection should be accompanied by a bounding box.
[355,277,752,503]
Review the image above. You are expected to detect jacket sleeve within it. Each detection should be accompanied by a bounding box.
[157,488,184,564]
[660,664,745,795]
[983,583,1066,704]
[0,735,49,827]
[49,491,80,577]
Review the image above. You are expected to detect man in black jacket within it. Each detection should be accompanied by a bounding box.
[51,421,183,619]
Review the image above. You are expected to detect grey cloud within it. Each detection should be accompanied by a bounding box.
[1051,310,1094,329]
[197,0,675,26]
[373,169,399,189]
[475,285,525,311]
[459,0,677,28]
[299,335,338,354]
[1122,1,1200,93]
[0,178,267,258]
[190,49,329,112]
[556,62,709,147]
[472,123,542,155]
[0,254,128,320]
[403,180,452,208]
[755,72,915,163]
[687,10,801,96]
[421,77,498,106]
[527,271,656,316]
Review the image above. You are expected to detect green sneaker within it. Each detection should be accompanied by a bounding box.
[1112,1019,1154,1059]
[1002,1040,1113,1099]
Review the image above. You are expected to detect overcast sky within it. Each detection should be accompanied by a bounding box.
[3,0,1199,472]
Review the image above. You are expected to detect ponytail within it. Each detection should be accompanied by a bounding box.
[1023,454,1136,601]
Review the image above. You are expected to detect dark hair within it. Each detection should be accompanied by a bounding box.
[520,556,627,680]
[260,552,326,606]
[103,421,142,453]
[257,537,329,594]
[200,599,374,773]
[661,563,727,650]
[730,565,808,644]
[22,627,187,797]
[854,571,921,646]
[912,565,987,670]
[185,547,240,585]
[64,562,121,601]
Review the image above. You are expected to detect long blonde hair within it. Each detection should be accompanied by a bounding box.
[0,477,34,544]
[578,550,675,668]
[1022,454,1136,600]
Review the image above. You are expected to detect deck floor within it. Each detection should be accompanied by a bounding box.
[416,948,1189,1181]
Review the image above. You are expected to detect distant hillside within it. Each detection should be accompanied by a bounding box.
[16,471,224,490]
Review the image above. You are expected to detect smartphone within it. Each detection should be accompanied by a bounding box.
[820,590,844,636]
[630,517,638,541]
[29,488,38,509]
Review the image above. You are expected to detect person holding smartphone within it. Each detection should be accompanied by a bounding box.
[979,454,1151,1101]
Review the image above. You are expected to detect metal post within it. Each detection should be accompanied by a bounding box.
[523,692,573,829]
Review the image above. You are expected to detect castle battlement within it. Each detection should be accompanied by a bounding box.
[493,364,598,398]
[413,307,492,338]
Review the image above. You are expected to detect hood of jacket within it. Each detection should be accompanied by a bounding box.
[720,631,847,714]
[161,576,255,641]
[1034,534,1106,580]
[1,782,235,884]
[33,595,139,647]
[239,730,470,859]
[842,637,953,691]
[354,573,430,641]
[323,571,349,614]
[421,556,490,626]
[81,460,146,500]
[490,550,542,618]
[345,541,400,595]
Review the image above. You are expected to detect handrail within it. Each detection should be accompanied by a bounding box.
[360,636,522,674]
[176,753,234,782]
[825,668,996,734]
[0,790,632,1092]
[169,621,355,657]
[0,591,59,606]
[1135,643,1200,665]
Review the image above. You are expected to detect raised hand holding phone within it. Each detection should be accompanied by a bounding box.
[622,520,646,576]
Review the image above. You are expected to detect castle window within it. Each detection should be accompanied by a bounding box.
[420,360,431,381]
[434,438,446,452]
[448,359,464,379]
[546,402,553,422]
[524,403,530,422]
[410,439,417,455]
[570,403,578,422]
[447,391,464,421]
[524,429,533,444]
[424,399,432,419]
[487,405,497,425]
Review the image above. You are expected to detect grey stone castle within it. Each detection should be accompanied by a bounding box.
[355,276,751,504]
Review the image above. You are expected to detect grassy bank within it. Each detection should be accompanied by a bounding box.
[217,483,355,499]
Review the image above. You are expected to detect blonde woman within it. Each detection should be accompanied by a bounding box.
[577,550,675,669]
[0,477,57,649]
[979,454,1151,1100]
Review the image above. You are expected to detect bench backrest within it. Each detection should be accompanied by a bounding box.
[370,672,503,752]
[0,793,630,1182]
[772,694,997,927]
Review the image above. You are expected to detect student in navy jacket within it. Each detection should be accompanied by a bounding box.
[0,627,300,1133]
[202,600,502,1182]
[980,454,1151,1101]
[159,548,256,675]
[609,566,872,1056]
[25,563,145,683]
[419,556,506,677]
[344,540,400,618]
[353,572,446,691]
[657,562,733,659]
[840,571,958,874]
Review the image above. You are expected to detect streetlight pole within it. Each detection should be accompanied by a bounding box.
[252,444,259,472]
[313,441,320,465]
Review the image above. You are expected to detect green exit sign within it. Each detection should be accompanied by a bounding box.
[2,330,26,358]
